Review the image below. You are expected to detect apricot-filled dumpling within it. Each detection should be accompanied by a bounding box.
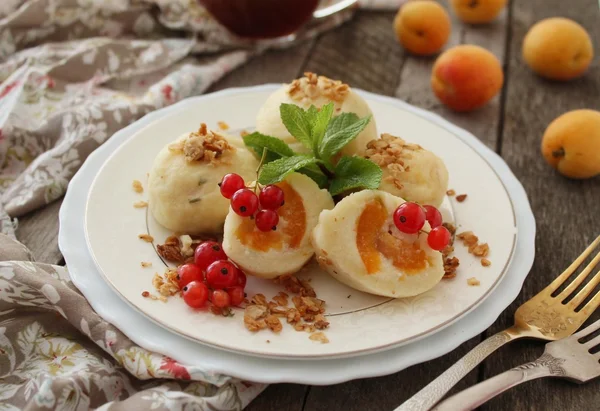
[364,133,449,207]
[223,173,334,279]
[148,125,258,234]
[312,190,444,298]
[256,72,378,156]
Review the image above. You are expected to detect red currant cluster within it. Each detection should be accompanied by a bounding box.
[392,202,451,251]
[219,173,285,232]
[178,241,247,310]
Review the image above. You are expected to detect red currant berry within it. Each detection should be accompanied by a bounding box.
[423,205,443,229]
[231,189,259,217]
[236,270,247,288]
[227,286,245,306]
[177,263,204,289]
[393,202,426,234]
[427,226,451,251]
[206,260,239,288]
[259,185,285,210]
[255,209,279,232]
[219,173,245,199]
[212,289,231,308]
[194,241,227,271]
[182,281,209,308]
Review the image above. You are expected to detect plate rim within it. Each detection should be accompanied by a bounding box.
[60,85,536,383]
[82,85,519,359]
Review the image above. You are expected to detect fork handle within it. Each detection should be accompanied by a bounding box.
[395,329,519,411]
[431,359,552,411]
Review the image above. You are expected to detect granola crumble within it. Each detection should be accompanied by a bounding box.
[240,130,249,137]
[133,201,148,208]
[217,121,229,130]
[457,231,490,259]
[132,180,143,193]
[481,258,491,267]
[156,235,185,263]
[456,194,467,202]
[138,234,154,243]
[467,277,480,286]
[175,123,234,164]
[288,72,350,104]
[364,133,423,190]
[141,262,152,268]
[446,189,456,196]
[152,269,180,297]
[309,332,329,344]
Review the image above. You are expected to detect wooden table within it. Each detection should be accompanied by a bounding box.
[15,0,600,410]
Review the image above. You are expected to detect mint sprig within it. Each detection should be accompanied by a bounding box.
[244,102,381,197]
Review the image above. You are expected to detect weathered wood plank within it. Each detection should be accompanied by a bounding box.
[246,384,308,411]
[15,199,63,265]
[395,0,509,149]
[481,0,600,410]
[303,11,405,96]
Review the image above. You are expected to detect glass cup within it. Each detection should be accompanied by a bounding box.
[199,0,358,39]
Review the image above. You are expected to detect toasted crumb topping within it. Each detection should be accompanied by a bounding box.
[240,130,249,137]
[132,180,143,193]
[152,269,180,297]
[456,194,467,202]
[141,262,152,268]
[457,230,491,263]
[467,277,480,286]
[133,201,148,208]
[169,123,234,164]
[156,235,185,263]
[138,234,154,243]
[288,72,350,104]
[446,189,456,196]
[217,121,229,130]
[364,134,422,190]
[481,258,491,267]
[309,332,329,344]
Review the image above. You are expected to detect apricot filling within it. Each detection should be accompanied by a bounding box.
[356,200,427,274]
[235,182,306,251]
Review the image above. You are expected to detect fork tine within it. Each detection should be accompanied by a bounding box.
[573,319,600,338]
[566,270,600,309]
[548,235,600,294]
[584,333,600,349]
[558,250,600,302]
[579,288,600,318]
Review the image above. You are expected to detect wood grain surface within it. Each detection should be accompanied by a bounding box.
[14,0,600,410]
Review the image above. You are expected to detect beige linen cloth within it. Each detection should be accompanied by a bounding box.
[0,1,402,409]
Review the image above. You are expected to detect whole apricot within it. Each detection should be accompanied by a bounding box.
[450,0,507,24]
[541,110,600,179]
[393,0,451,56]
[431,45,504,112]
[523,18,593,81]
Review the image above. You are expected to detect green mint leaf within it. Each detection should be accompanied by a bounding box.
[329,156,382,196]
[319,113,372,161]
[280,104,313,151]
[310,103,334,152]
[298,164,329,189]
[305,105,319,125]
[258,155,319,185]
[243,132,295,162]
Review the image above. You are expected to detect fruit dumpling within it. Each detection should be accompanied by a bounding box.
[255,72,378,156]
[148,124,258,234]
[222,173,334,279]
[364,133,449,207]
[311,190,444,298]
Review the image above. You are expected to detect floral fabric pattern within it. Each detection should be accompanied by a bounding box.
[0,234,265,410]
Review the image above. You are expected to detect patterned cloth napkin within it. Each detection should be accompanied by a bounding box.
[0,1,403,409]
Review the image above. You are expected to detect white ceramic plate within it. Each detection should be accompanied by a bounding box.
[84,86,519,359]
[60,85,535,383]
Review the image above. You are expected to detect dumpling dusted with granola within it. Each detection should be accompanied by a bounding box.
[364,133,449,207]
[148,124,258,234]
[256,72,378,156]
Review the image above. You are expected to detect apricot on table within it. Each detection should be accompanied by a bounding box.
[541,110,600,179]
[523,18,593,81]
[450,0,507,24]
[393,0,451,56]
[431,44,503,112]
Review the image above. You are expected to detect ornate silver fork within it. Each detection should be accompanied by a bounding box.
[396,234,600,411]
[432,319,600,410]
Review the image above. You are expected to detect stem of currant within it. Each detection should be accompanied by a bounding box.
[254,148,268,194]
